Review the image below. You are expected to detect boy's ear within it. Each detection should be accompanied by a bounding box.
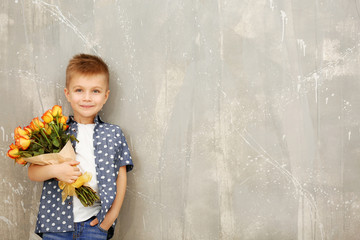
[64,88,70,102]
[104,90,110,102]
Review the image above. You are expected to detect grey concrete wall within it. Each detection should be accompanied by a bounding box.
[1,0,360,239]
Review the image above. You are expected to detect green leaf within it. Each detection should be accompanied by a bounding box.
[33,151,41,156]
[61,136,68,144]
[39,136,47,146]
[32,144,40,151]
[52,138,60,147]
[50,132,57,139]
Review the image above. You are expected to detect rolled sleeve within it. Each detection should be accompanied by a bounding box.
[116,130,133,172]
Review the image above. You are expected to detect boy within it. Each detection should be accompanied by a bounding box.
[28,54,133,239]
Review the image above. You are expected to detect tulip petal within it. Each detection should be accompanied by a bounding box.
[7,148,19,159]
[52,105,62,117]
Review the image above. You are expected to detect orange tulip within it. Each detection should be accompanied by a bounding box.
[15,158,27,165]
[63,124,69,131]
[7,145,20,159]
[52,105,62,117]
[42,110,54,123]
[24,126,32,135]
[14,126,29,139]
[30,117,45,131]
[9,143,17,150]
[15,135,31,150]
[44,124,52,135]
[58,116,68,124]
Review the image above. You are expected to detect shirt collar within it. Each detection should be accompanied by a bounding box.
[67,115,104,125]
[94,115,104,124]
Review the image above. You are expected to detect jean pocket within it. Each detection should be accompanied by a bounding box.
[97,224,108,234]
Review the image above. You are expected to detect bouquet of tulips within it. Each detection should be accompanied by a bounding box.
[7,105,99,207]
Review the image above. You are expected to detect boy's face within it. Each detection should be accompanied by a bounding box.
[64,74,110,124]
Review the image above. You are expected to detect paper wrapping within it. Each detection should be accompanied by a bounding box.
[24,140,75,165]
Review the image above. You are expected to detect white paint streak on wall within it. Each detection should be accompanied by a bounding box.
[218,0,224,61]
[32,0,99,55]
[280,10,288,42]
[1,126,5,141]
[217,1,235,238]
[0,216,15,227]
[297,39,307,56]
[269,0,275,11]
[313,73,319,103]
[297,76,302,92]
[240,129,325,239]
[126,187,167,210]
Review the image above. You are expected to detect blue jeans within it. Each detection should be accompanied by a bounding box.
[42,217,108,240]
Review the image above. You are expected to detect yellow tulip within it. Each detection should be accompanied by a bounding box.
[14,126,29,139]
[44,124,52,135]
[41,110,54,123]
[52,105,62,117]
[7,145,20,159]
[58,116,68,124]
[30,117,44,131]
[15,158,27,165]
[15,135,31,150]
[24,126,32,135]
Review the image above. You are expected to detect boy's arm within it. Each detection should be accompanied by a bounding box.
[90,166,127,230]
[28,160,81,183]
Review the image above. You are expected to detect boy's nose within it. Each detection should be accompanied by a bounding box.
[84,92,92,100]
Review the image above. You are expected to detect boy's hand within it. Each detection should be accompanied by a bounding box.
[90,218,99,227]
[54,160,81,183]
[90,217,111,231]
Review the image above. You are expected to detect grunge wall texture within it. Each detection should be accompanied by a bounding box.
[1,0,360,239]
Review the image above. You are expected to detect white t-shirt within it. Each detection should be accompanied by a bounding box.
[73,123,101,222]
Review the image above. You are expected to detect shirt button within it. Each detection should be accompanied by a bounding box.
[68,202,72,205]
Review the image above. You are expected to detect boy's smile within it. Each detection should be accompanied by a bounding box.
[64,74,110,124]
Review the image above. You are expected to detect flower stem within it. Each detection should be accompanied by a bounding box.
[75,186,99,207]
[31,141,44,148]
[32,134,42,142]
[50,122,61,139]
[40,129,52,147]
[50,122,62,148]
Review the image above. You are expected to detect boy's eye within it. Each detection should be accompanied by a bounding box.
[75,89,82,92]
[93,90,100,93]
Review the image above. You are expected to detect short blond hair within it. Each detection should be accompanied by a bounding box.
[66,54,109,88]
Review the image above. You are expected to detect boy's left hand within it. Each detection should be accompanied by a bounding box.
[90,217,110,231]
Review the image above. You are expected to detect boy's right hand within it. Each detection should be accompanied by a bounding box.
[54,160,81,183]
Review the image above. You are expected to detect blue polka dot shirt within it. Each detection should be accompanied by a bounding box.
[35,115,133,239]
